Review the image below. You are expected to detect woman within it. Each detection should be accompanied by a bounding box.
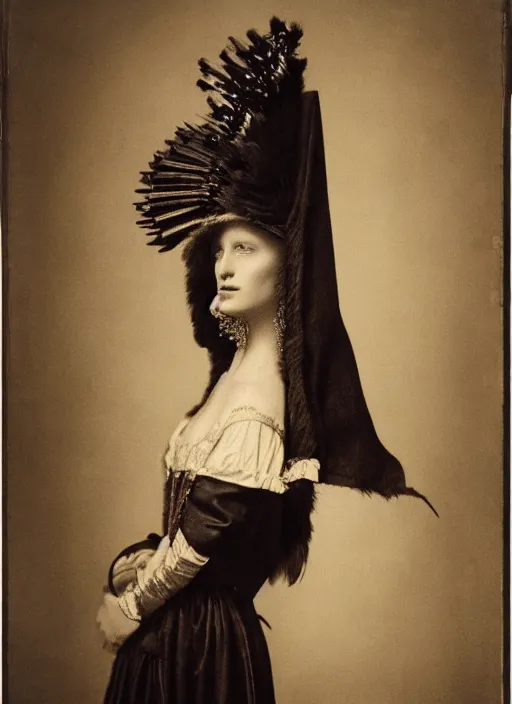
[98,217,306,703]
[97,16,438,704]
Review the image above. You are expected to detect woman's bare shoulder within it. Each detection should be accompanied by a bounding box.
[229,373,285,422]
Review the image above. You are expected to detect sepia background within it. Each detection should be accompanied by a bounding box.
[7,0,504,702]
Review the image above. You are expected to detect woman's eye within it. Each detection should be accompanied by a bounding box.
[214,244,253,259]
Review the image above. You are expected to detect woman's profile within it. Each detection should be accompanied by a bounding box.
[96,16,438,703]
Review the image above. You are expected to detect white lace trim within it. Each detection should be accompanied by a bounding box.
[282,457,321,483]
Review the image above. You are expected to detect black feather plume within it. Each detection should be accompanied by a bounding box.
[134,16,306,252]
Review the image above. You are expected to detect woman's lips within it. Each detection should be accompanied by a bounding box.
[218,289,236,298]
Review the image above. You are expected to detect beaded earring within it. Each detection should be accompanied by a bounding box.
[217,313,248,349]
[210,296,285,352]
[273,300,286,354]
[210,296,248,349]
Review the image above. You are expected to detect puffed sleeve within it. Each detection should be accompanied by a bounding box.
[117,419,285,621]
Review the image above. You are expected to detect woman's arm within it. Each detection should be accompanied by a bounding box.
[117,419,285,621]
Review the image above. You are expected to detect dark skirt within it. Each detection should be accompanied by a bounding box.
[103,585,276,704]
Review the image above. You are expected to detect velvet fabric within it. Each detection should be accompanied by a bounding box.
[104,584,275,704]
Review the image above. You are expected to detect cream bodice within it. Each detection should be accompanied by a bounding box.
[164,405,320,494]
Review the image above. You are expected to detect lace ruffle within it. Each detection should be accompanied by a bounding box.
[282,457,320,484]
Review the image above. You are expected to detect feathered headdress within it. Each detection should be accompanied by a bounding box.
[134,16,306,251]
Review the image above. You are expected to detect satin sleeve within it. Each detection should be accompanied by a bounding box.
[118,419,286,621]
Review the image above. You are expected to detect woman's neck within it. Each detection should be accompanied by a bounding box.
[228,315,280,382]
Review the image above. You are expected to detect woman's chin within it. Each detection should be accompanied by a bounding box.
[221,308,241,318]
[218,301,241,317]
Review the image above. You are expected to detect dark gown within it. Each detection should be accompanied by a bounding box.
[103,405,320,704]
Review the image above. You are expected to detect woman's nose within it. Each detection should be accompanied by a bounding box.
[217,251,235,277]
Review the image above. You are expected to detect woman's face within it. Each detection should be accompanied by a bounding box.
[212,221,283,320]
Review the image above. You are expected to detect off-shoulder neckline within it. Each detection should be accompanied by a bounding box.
[172,404,285,450]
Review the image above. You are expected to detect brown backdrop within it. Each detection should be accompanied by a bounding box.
[7,0,504,702]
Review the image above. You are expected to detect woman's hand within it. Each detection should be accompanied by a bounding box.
[111,549,156,596]
[96,589,139,654]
